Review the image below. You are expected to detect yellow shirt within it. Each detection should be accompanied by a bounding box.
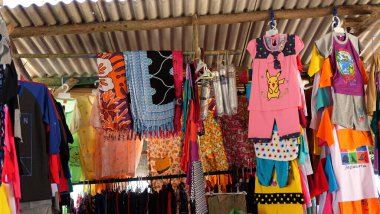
[308,45,324,77]
[0,185,11,214]
[75,95,96,180]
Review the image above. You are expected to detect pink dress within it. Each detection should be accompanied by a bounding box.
[246,34,304,142]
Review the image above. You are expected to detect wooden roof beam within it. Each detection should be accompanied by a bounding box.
[354,11,380,35]
[9,4,380,38]
[7,23,32,81]
[344,16,368,28]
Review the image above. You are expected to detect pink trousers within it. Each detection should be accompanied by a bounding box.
[248,107,300,141]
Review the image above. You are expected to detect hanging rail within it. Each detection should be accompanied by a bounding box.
[72,168,255,185]
[12,50,241,59]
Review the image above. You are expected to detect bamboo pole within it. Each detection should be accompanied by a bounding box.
[9,5,380,38]
[12,50,241,59]
[192,14,200,59]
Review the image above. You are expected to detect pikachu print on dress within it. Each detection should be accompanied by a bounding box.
[266,71,285,100]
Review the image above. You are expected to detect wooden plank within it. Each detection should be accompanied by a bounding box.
[13,50,241,59]
[343,16,369,27]
[33,76,99,87]
[10,40,32,81]
[10,5,380,38]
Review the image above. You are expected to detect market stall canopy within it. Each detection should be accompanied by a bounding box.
[1,0,380,81]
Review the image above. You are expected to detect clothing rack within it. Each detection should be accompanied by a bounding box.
[13,50,241,59]
[72,168,255,185]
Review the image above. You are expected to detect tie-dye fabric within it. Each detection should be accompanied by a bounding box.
[96,52,132,131]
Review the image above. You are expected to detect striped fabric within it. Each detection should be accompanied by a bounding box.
[190,161,208,214]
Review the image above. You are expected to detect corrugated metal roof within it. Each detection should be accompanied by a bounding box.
[2,0,380,79]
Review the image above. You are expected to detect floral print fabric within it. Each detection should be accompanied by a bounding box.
[199,111,229,171]
[217,96,256,168]
[147,136,184,190]
[96,52,132,131]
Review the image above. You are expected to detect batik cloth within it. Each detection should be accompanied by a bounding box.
[96,52,132,131]
[90,92,142,179]
[217,96,256,168]
[124,51,183,135]
[147,136,184,190]
[199,110,229,171]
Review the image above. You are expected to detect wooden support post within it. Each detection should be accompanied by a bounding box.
[9,5,380,38]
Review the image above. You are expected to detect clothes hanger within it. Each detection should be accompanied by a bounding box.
[332,16,345,34]
[57,83,71,99]
[332,7,345,35]
[266,10,279,37]
[195,59,213,82]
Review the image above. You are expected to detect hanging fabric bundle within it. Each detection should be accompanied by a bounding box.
[199,80,211,121]
[228,65,238,114]
[96,52,133,132]
[124,51,183,136]
[173,51,184,134]
[219,66,232,116]
[212,71,224,116]
[181,62,207,214]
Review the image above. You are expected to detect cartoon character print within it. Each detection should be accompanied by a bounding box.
[266,71,285,100]
[336,50,356,85]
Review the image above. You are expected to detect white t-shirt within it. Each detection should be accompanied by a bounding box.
[329,126,378,202]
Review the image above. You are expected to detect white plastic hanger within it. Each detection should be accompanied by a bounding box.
[332,16,345,34]
[195,59,207,73]
[57,83,71,99]
[266,19,279,36]
[195,59,213,82]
